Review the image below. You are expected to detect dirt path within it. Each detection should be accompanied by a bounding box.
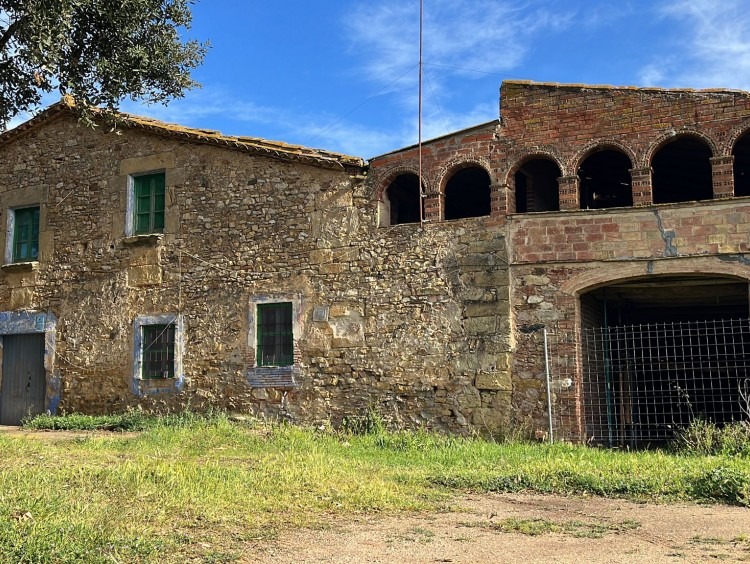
[247,493,750,563]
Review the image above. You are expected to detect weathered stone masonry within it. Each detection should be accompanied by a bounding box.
[1,80,750,438]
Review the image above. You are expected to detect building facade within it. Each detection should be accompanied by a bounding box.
[1,81,750,443]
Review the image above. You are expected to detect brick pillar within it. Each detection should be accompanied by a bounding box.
[558,176,579,210]
[630,167,653,206]
[490,182,510,216]
[423,192,442,222]
[711,156,734,199]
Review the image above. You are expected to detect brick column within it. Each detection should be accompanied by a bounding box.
[558,176,579,210]
[630,167,653,206]
[711,156,734,199]
[490,182,510,216]
[423,192,442,222]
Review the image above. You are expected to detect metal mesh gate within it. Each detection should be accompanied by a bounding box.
[582,318,750,447]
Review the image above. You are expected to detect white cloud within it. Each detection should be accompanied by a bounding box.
[640,0,750,90]
[347,0,571,86]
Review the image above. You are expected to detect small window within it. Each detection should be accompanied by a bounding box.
[257,302,293,367]
[12,206,40,262]
[140,323,176,379]
[133,173,165,234]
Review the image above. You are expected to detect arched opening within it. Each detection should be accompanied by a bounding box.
[580,275,750,447]
[732,130,750,197]
[444,166,491,220]
[514,158,561,213]
[386,173,422,225]
[578,149,633,209]
[651,137,713,204]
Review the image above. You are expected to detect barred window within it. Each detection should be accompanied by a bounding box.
[257,302,293,366]
[141,323,176,379]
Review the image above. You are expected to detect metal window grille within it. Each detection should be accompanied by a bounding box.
[13,206,40,262]
[257,302,293,367]
[583,318,750,447]
[134,173,165,234]
[141,324,176,379]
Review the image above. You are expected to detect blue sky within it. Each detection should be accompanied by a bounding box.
[23,0,750,158]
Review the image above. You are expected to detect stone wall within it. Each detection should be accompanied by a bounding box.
[0,111,513,433]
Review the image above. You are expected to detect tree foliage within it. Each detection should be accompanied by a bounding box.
[0,0,207,128]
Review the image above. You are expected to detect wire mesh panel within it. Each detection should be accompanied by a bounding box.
[583,318,750,447]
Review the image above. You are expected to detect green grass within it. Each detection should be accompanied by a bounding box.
[462,517,641,538]
[0,413,748,562]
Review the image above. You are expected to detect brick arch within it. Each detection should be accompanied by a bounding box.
[571,140,635,173]
[503,149,566,185]
[559,260,750,297]
[437,157,493,194]
[725,118,750,155]
[644,129,719,167]
[374,166,428,201]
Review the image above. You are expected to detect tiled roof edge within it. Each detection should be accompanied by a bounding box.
[0,101,366,170]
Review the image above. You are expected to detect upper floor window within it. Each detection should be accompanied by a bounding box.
[514,158,561,213]
[733,131,750,197]
[385,173,422,225]
[133,172,165,234]
[652,137,712,204]
[578,150,633,209]
[444,166,491,220]
[11,206,40,262]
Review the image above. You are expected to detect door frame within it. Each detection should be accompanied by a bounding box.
[0,311,58,417]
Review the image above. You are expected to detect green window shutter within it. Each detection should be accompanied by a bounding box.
[257,302,294,366]
[133,173,166,234]
[13,207,40,262]
[141,324,176,379]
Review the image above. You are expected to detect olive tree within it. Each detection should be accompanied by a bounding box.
[0,0,207,128]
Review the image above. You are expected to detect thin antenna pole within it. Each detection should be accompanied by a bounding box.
[418,0,424,225]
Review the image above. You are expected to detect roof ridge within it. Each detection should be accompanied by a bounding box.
[0,101,366,170]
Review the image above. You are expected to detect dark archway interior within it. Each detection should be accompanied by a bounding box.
[732,131,750,197]
[652,137,713,204]
[581,276,750,447]
[514,159,560,212]
[444,167,491,220]
[387,174,421,225]
[579,150,633,209]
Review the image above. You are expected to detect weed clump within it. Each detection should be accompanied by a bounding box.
[670,419,750,457]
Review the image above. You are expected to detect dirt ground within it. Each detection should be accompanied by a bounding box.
[247,493,750,563]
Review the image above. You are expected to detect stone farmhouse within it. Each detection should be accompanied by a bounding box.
[2,80,750,445]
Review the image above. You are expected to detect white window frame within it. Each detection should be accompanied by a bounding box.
[125,170,166,237]
[132,313,184,382]
[5,205,40,264]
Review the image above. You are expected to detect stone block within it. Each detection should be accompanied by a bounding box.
[128,245,161,267]
[475,370,512,391]
[9,287,35,309]
[463,316,497,335]
[127,264,162,287]
[329,309,365,348]
[464,302,502,318]
[309,249,332,265]
[462,270,509,288]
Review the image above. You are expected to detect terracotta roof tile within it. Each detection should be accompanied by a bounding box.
[0,101,366,171]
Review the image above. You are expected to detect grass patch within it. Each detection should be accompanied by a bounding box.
[1,413,748,561]
[464,517,640,538]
